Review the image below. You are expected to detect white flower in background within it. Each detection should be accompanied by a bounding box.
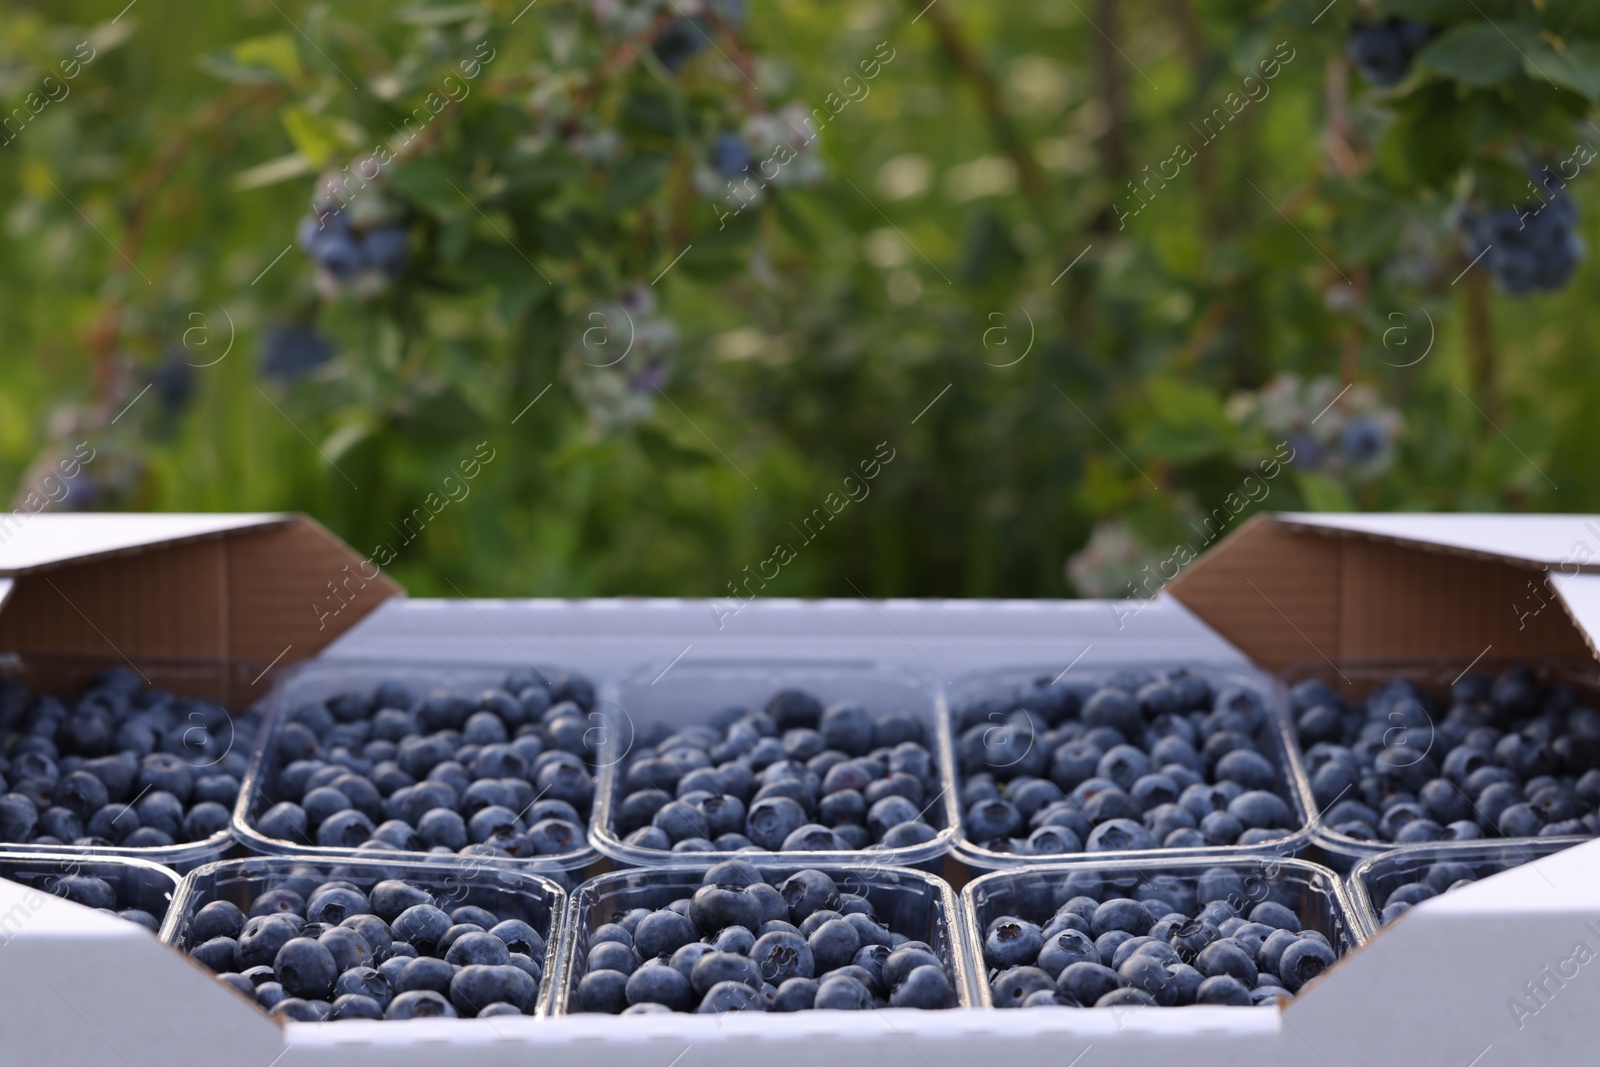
[1066,519,1166,598]
[564,285,680,437]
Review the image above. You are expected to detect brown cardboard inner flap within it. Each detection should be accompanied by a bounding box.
[1168,515,1593,673]
[0,515,401,702]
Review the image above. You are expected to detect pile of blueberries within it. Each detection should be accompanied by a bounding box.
[187,869,550,1020]
[1344,18,1436,87]
[18,869,164,932]
[252,669,599,862]
[980,867,1338,1008]
[1373,860,1503,926]
[0,669,253,849]
[613,689,943,854]
[575,861,955,1013]
[954,670,1299,856]
[1292,666,1600,844]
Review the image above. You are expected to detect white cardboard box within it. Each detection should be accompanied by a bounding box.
[6,512,1600,1065]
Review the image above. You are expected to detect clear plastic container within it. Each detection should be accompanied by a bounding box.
[1345,836,1584,938]
[161,854,567,1016]
[590,659,959,870]
[0,850,182,928]
[945,663,1315,871]
[551,863,975,1013]
[234,658,603,877]
[0,654,262,872]
[1281,657,1599,870]
[962,854,1363,1008]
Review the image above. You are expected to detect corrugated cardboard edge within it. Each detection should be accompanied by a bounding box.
[0,514,403,701]
[1167,514,1597,673]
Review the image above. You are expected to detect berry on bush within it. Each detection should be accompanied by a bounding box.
[1461,181,1584,295]
[1345,19,1436,88]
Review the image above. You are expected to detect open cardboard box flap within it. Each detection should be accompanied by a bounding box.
[1167,512,1600,676]
[0,513,401,701]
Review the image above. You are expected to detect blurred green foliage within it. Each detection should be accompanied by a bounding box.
[2,0,1600,601]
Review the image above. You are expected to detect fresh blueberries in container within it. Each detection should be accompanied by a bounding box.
[181,865,553,1020]
[1291,667,1600,844]
[0,670,255,850]
[248,669,599,861]
[974,864,1348,1008]
[572,867,957,1014]
[613,687,943,856]
[954,669,1300,857]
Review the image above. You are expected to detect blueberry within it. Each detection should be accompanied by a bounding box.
[319,927,373,972]
[1276,937,1335,991]
[0,793,38,842]
[986,965,1052,1007]
[1249,902,1300,932]
[392,905,452,954]
[806,918,862,972]
[489,919,545,959]
[386,990,458,1019]
[191,900,247,943]
[307,886,369,926]
[878,945,939,990]
[238,916,301,969]
[396,956,455,995]
[890,965,950,1008]
[1087,819,1157,852]
[192,936,239,971]
[331,994,385,1020]
[811,975,872,1010]
[626,962,696,1011]
[588,940,640,975]
[965,798,1022,842]
[274,937,338,1000]
[696,979,768,1013]
[450,964,537,1016]
[745,796,807,850]
[983,918,1044,970]
[1194,939,1257,986]
[778,870,839,922]
[634,909,700,960]
[772,976,818,1011]
[334,967,392,1008]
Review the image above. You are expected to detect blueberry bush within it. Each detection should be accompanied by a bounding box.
[3,1,1600,598]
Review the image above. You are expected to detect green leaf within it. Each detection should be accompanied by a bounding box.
[637,426,716,467]
[231,152,313,191]
[1295,471,1355,511]
[396,3,490,26]
[620,91,677,139]
[1376,0,1476,24]
[604,154,671,214]
[1416,23,1531,87]
[392,385,486,442]
[280,107,345,169]
[1524,38,1600,100]
[387,160,466,218]
[229,33,303,85]
[1132,380,1231,465]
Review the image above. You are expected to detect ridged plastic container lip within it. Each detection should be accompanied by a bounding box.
[0,653,267,873]
[943,662,1317,872]
[960,854,1365,1009]
[551,862,976,1014]
[1281,656,1600,864]
[0,850,183,925]
[589,658,960,871]
[233,658,602,876]
[161,853,569,1017]
[1345,835,1587,938]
